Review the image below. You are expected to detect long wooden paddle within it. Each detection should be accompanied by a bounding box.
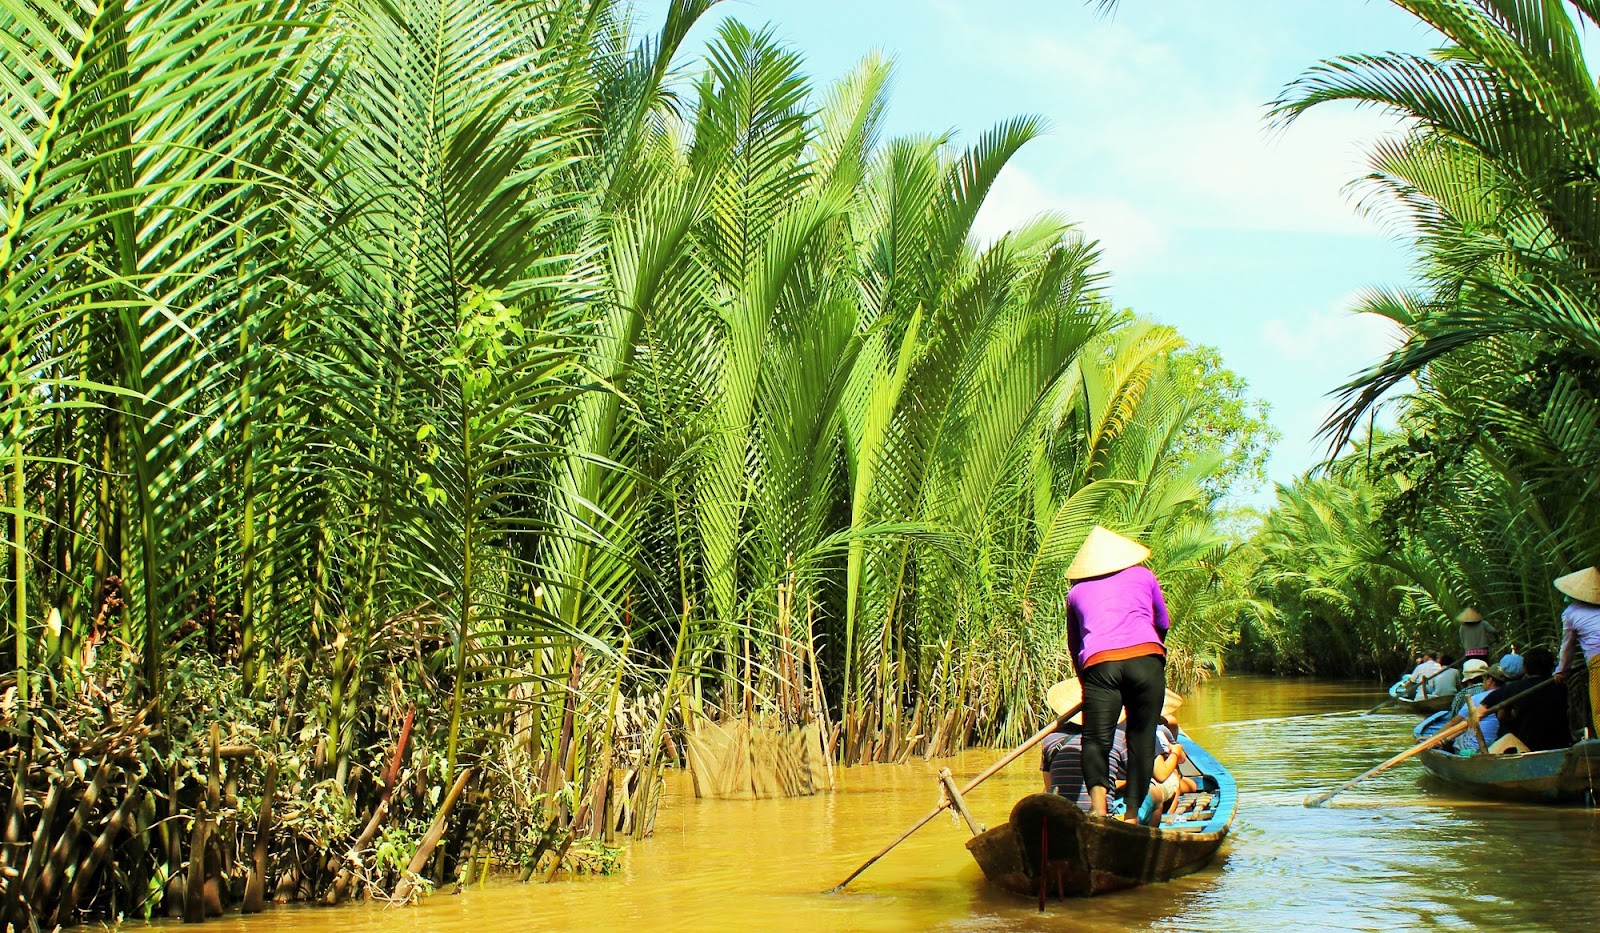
[1364,660,1464,715]
[826,702,1083,893]
[1305,676,1556,807]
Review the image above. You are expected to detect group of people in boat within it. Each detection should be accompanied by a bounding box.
[1037,527,1194,826]
[1394,566,1600,754]
[1038,526,1600,826]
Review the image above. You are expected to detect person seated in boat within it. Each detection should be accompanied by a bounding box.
[1443,663,1509,754]
[1422,654,1460,699]
[1447,658,1491,716]
[1041,722,1128,813]
[1147,715,1199,820]
[1040,680,1130,813]
[1482,647,1569,754]
[1393,651,1441,700]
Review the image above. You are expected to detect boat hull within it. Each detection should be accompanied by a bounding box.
[1417,740,1600,803]
[966,734,1236,898]
[1394,695,1452,716]
[965,795,1229,896]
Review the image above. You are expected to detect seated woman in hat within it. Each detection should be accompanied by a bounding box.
[1040,680,1128,812]
[1447,658,1490,717]
[1064,526,1171,822]
[1441,663,1510,754]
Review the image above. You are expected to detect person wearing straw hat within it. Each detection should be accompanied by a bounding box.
[1554,566,1600,740]
[1039,680,1185,819]
[1038,680,1127,813]
[1064,525,1171,822]
[1456,607,1498,662]
[1446,658,1491,717]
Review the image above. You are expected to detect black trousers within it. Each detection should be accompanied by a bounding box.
[1080,654,1166,816]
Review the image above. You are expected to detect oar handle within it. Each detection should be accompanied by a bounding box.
[827,702,1083,893]
[1305,677,1557,808]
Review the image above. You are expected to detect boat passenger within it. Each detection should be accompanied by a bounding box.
[1064,526,1170,822]
[1040,679,1128,812]
[1458,608,1498,661]
[1147,715,1198,820]
[1395,652,1441,700]
[1423,654,1460,699]
[1483,647,1568,754]
[1446,664,1509,754]
[1554,566,1600,741]
[1447,659,1490,716]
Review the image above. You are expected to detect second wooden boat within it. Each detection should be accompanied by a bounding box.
[1392,694,1452,716]
[965,733,1236,898]
[1413,714,1600,803]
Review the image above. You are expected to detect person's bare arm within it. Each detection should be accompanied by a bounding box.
[1151,743,1186,782]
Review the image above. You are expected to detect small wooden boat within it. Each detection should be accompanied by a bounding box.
[1392,694,1452,716]
[965,733,1236,898]
[1412,714,1600,803]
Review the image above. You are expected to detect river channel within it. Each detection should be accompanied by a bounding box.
[155,676,1599,932]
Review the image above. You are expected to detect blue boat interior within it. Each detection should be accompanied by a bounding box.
[1162,729,1236,835]
[1416,711,1450,743]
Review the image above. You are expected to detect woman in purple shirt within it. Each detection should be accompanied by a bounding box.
[1064,526,1170,821]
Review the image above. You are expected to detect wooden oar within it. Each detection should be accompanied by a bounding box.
[826,702,1083,894]
[1364,660,1464,715]
[1305,677,1556,807]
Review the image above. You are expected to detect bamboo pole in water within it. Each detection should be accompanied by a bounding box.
[828,703,1082,893]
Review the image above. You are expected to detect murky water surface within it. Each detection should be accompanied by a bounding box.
[162,677,1600,932]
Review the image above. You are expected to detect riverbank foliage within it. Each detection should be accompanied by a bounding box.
[1233,0,1600,679]
[0,0,1268,925]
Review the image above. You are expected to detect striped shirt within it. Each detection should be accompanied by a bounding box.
[1040,725,1128,811]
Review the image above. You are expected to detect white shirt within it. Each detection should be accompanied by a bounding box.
[1558,601,1600,671]
[1405,659,1442,685]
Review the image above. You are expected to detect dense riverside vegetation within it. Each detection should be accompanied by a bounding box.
[0,0,1271,924]
[1230,0,1600,678]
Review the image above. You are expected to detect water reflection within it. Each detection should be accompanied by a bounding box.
[147,676,1599,933]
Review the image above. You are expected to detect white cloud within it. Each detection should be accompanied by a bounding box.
[934,4,1409,242]
[973,166,1168,272]
[1260,293,1405,365]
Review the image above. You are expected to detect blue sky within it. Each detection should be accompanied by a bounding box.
[633,0,1444,497]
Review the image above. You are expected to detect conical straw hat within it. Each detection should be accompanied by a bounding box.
[1045,680,1183,726]
[1456,607,1484,624]
[1555,567,1600,605]
[1066,526,1151,580]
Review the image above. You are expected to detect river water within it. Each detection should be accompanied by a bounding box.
[171,676,1599,933]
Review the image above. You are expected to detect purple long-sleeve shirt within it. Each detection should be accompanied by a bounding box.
[1066,565,1170,674]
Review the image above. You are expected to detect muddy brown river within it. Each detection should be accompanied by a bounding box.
[151,676,1600,932]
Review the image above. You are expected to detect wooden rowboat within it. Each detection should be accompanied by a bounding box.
[965,734,1236,898]
[1392,694,1452,716]
[1412,714,1600,803]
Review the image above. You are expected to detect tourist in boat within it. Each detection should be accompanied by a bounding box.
[1424,654,1461,699]
[1148,715,1198,819]
[1064,526,1169,823]
[1554,566,1600,740]
[1458,608,1498,661]
[1443,663,1510,754]
[1483,647,1569,754]
[1447,658,1490,716]
[1393,651,1441,700]
[1040,680,1128,812]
